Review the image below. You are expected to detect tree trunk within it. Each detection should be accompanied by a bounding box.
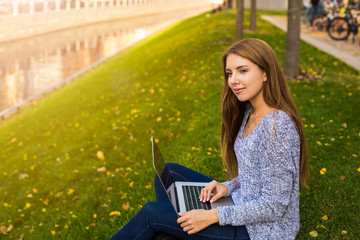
[235,0,244,41]
[284,0,301,80]
[250,0,256,31]
[228,0,233,9]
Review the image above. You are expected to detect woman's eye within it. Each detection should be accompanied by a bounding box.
[240,69,247,73]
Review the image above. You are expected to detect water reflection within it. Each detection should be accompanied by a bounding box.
[0,8,205,114]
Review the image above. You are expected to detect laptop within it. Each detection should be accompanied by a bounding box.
[151,136,234,216]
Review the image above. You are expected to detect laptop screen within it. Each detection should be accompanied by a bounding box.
[152,136,180,216]
[152,136,175,189]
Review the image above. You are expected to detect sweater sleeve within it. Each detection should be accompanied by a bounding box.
[217,114,300,226]
[222,176,241,197]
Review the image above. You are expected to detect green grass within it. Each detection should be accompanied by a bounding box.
[0,9,359,239]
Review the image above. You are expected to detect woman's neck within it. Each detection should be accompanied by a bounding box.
[249,96,268,115]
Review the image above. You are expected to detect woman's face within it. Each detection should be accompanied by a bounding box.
[225,54,266,103]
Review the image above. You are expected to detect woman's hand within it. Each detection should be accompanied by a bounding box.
[200,180,229,203]
[177,209,219,234]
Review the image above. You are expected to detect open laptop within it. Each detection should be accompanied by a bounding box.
[151,136,234,216]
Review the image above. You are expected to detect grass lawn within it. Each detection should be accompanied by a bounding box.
[0,9,359,240]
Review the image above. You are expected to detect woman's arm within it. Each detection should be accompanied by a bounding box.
[217,165,294,225]
[217,114,300,226]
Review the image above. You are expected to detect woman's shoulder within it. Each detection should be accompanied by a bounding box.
[265,110,294,125]
[262,110,298,137]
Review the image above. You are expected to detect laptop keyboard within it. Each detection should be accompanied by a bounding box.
[182,185,211,211]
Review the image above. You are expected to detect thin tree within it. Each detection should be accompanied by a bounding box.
[235,0,244,41]
[250,0,256,31]
[228,0,234,9]
[284,0,301,80]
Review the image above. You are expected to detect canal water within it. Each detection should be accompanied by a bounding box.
[0,7,207,116]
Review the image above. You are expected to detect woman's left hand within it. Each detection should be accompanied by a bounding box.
[177,209,219,234]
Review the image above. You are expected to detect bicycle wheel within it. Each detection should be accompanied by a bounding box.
[313,18,326,32]
[328,17,350,40]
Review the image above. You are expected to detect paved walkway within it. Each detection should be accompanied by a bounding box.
[261,15,360,71]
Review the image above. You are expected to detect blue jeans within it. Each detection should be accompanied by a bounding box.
[110,163,249,240]
[310,4,324,26]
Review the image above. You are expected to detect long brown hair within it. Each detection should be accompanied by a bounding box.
[221,38,309,188]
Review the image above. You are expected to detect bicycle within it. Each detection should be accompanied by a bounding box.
[312,10,334,32]
[327,7,360,44]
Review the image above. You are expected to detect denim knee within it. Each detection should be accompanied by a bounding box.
[141,201,158,216]
[165,162,178,170]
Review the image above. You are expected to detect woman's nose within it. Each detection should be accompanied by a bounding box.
[228,73,239,85]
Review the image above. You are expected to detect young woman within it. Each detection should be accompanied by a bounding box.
[110,38,309,240]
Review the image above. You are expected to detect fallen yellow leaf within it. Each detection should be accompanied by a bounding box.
[122,202,130,211]
[309,230,318,237]
[6,224,13,232]
[109,211,121,217]
[96,151,105,161]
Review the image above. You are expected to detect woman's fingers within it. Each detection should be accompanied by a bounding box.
[200,186,210,202]
[178,213,194,232]
[183,226,193,233]
[199,186,206,202]
[177,213,188,224]
[178,215,195,233]
[200,188,210,202]
[200,181,229,203]
[200,181,217,202]
[180,221,190,228]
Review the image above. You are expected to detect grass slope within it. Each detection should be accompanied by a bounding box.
[0,10,359,239]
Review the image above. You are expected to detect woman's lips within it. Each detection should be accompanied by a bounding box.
[233,88,245,94]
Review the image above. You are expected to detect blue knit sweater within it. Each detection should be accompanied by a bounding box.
[217,107,300,240]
